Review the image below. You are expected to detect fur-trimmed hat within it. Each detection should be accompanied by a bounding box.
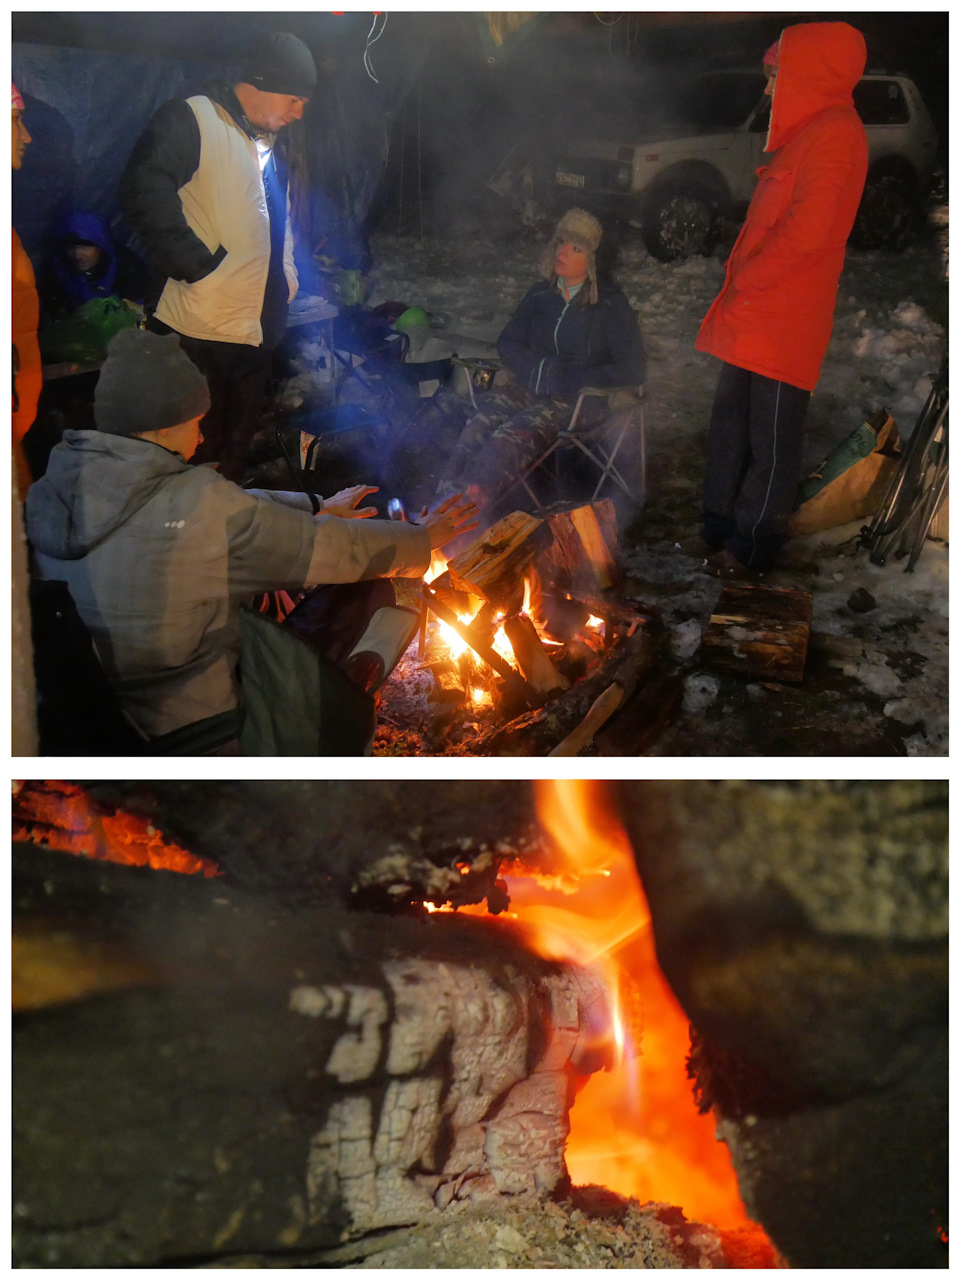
[241,31,317,100]
[539,207,603,305]
[94,328,210,437]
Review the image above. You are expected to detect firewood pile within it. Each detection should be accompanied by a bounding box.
[375,501,677,756]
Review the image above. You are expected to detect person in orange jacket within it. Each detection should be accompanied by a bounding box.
[12,82,42,495]
[692,23,868,576]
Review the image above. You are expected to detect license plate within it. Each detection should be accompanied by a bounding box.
[556,170,585,189]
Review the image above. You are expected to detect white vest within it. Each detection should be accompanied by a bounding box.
[155,96,297,347]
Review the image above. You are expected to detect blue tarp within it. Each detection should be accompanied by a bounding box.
[12,43,219,262]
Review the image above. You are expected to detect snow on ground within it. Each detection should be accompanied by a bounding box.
[346,203,948,756]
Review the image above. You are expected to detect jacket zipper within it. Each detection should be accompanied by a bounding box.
[535,295,574,394]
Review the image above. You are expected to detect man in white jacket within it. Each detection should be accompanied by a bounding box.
[25,329,476,751]
[120,32,316,481]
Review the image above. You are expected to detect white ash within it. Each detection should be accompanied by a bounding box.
[298,958,613,1235]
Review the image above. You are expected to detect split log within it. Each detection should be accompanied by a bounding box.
[13,846,614,1267]
[478,628,660,756]
[701,584,813,683]
[502,614,569,696]
[542,500,620,595]
[446,512,552,605]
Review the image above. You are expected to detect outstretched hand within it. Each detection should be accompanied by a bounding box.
[322,484,380,519]
[417,492,480,550]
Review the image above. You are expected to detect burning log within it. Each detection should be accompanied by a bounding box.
[702,584,813,683]
[13,843,615,1267]
[502,614,568,696]
[51,781,541,910]
[422,584,533,701]
[446,511,552,606]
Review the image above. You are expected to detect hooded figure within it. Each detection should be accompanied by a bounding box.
[691,21,868,575]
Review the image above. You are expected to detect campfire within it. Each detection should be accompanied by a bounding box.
[13,780,946,1268]
[376,502,669,756]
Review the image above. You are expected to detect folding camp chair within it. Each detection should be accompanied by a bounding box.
[514,384,646,511]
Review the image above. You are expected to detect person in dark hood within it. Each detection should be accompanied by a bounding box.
[120,30,317,483]
[436,207,645,513]
[689,22,869,578]
[41,211,148,322]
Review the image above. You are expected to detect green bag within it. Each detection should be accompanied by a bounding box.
[239,608,376,756]
[39,295,138,365]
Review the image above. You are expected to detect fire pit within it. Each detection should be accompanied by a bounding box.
[374,502,677,756]
[12,780,947,1268]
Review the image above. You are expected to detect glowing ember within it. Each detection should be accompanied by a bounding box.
[501,780,753,1230]
[471,688,493,708]
[587,614,604,629]
[12,780,219,877]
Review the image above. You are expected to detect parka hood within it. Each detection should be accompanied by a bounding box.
[25,430,192,560]
[767,21,866,151]
[56,211,116,257]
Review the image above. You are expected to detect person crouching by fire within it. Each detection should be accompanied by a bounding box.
[689,22,868,579]
[24,327,477,754]
[436,208,646,513]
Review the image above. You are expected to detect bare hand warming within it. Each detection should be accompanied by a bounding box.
[417,493,480,549]
[322,485,380,519]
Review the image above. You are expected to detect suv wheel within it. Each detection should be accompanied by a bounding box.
[641,183,721,262]
[851,168,920,251]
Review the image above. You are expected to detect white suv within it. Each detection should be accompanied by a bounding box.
[551,70,939,260]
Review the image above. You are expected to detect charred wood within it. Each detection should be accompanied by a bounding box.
[13,846,614,1267]
[76,781,541,909]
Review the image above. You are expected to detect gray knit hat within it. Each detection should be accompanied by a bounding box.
[94,328,210,437]
[241,31,317,99]
[539,207,604,305]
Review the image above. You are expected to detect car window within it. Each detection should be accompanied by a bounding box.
[677,73,768,128]
[854,80,910,126]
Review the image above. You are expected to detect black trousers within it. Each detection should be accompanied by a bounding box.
[701,362,811,570]
[148,319,271,483]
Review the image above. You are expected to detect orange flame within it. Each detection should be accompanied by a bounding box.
[12,781,219,877]
[506,780,752,1229]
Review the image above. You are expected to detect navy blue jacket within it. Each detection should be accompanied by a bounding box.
[497,279,646,401]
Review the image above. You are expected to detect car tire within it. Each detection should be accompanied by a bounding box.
[851,167,920,251]
[641,183,722,262]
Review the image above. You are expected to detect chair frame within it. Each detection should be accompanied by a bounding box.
[516,384,646,510]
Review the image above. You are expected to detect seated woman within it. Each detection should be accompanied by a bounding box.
[439,208,646,511]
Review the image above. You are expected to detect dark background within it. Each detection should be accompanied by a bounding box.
[13,11,949,272]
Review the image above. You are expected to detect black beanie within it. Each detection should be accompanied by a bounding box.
[241,31,317,99]
[94,329,210,437]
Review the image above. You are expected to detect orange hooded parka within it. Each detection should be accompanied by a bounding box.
[696,22,868,391]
